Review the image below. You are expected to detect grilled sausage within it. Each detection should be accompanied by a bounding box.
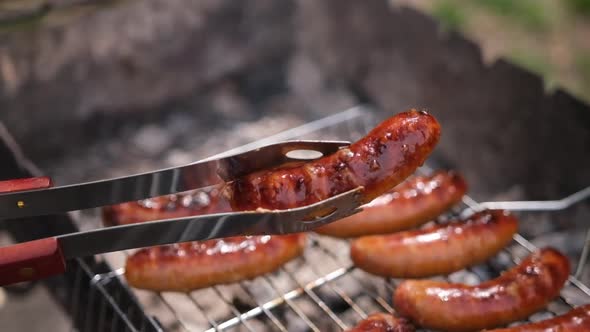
[125,234,306,292]
[117,191,308,291]
[102,191,221,226]
[104,109,441,225]
[315,170,467,238]
[350,210,517,278]
[394,248,571,332]
[227,109,440,211]
[346,313,415,332]
[486,304,590,331]
[114,110,441,291]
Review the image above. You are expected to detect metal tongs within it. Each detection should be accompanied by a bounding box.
[0,140,364,286]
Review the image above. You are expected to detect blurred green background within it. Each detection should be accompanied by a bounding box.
[399,0,590,102]
[1,0,589,102]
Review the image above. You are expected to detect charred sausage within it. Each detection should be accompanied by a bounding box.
[315,170,467,238]
[102,191,222,226]
[125,234,306,292]
[346,313,415,332]
[486,304,590,331]
[116,190,308,291]
[394,248,571,332]
[112,110,441,291]
[104,109,441,225]
[227,109,441,211]
[350,210,517,278]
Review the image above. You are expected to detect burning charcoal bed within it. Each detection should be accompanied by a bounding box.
[1,0,589,331]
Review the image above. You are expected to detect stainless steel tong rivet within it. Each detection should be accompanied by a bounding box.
[285,149,324,160]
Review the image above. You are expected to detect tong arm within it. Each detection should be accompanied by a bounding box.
[0,186,364,286]
[0,140,349,220]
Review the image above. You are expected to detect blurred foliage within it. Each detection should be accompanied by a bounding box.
[508,50,554,84]
[432,1,466,30]
[566,0,590,15]
[576,53,590,90]
[0,9,45,33]
[475,0,549,30]
[0,0,121,33]
[404,0,590,101]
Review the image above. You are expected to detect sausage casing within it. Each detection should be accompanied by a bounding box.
[315,170,467,238]
[102,191,220,226]
[104,109,441,225]
[112,110,441,291]
[487,304,590,331]
[345,313,415,332]
[394,248,571,332]
[227,109,441,211]
[125,234,306,292]
[350,210,517,278]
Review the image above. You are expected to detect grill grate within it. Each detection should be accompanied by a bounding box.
[77,106,590,331]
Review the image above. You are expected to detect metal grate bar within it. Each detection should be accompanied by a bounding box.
[279,264,349,330]
[156,293,191,332]
[69,262,84,331]
[575,229,590,279]
[111,292,121,332]
[205,106,367,160]
[204,265,350,332]
[97,294,109,332]
[419,165,590,319]
[201,268,356,332]
[88,106,590,331]
[261,275,321,332]
[186,293,219,331]
[309,236,395,315]
[84,280,98,332]
[463,194,590,299]
[211,287,257,332]
[89,279,140,332]
[476,186,590,212]
[300,255,369,319]
[238,281,289,332]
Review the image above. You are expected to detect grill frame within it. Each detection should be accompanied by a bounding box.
[1,1,589,331]
[76,105,590,332]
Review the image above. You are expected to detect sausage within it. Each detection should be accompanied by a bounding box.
[394,248,571,332]
[486,304,590,331]
[102,191,222,226]
[315,170,467,238]
[350,210,518,278]
[104,109,441,225]
[345,313,415,332]
[114,110,441,291]
[118,190,308,291]
[228,109,440,211]
[125,233,306,292]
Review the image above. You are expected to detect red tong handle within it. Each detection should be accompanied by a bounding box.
[0,176,52,193]
[0,237,66,285]
[0,176,66,286]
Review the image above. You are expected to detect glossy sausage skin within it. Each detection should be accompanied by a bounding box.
[112,190,308,291]
[346,313,415,332]
[125,234,306,292]
[315,170,467,238]
[487,304,590,331]
[104,109,441,225]
[350,210,517,278]
[102,190,225,226]
[111,110,440,291]
[228,109,440,211]
[394,248,571,332]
